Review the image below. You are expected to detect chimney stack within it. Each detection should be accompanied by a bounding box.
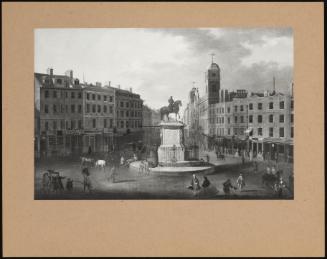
[109,81,111,87]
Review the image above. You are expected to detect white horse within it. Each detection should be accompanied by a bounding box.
[95,159,106,169]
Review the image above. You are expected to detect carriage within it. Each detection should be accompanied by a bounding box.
[42,169,65,193]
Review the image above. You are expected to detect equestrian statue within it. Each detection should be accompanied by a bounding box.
[160,96,182,121]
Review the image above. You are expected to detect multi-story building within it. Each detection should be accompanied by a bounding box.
[83,82,115,153]
[36,68,144,157]
[183,60,294,162]
[114,87,143,149]
[38,69,85,156]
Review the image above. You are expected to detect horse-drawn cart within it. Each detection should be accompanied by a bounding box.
[42,169,65,193]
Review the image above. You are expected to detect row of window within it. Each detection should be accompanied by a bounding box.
[44,90,117,103]
[211,114,293,124]
[118,101,142,109]
[44,120,84,131]
[117,120,142,129]
[86,93,114,102]
[86,104,114,114]
[44,104,116,115]
[44,90,83,99]
[213,100,294,115]
[44,104,83,114]
[43,118,142,131]
[117,110,142,118]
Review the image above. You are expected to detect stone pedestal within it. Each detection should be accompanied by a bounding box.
[158,121,185,166]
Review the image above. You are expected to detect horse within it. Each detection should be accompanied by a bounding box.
[160,106,170,121]
[81,157,94,167]
[217,154,225,160]
[160,100,182,121]
[172,100,182,120]
[95,159,106,169]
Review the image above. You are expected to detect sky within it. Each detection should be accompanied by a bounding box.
[35,28,293,111]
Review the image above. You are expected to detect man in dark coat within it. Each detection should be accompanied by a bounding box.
[66,178,73,191]
[202,176,211,188]
[223,179,236,194]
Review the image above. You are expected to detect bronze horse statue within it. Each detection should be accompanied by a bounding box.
[160,96,182,121]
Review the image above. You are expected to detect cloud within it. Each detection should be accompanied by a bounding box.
[35,28,293,111]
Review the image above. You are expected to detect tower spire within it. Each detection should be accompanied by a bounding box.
[210,53,215,64]
[273,76,276,93]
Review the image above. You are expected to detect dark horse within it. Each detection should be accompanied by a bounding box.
[160,99,182,121]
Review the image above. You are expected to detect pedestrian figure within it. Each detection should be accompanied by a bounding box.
[215,150,219,159]
[206,154,210,163]
[144,160,150,175]
[88,146,92,156]
[223,179,236,195]
[139,161,145,176]
[275,177,286,198]
[271,166,276,176]
[42,172,51,194]
[266,166,271,175]
[254,161,258,173]
[236,173,245,191]
[83,175,92,193]
[202,176,211,188]
[109,166,116,183]
[56,175,65,192]
[276,169,283,181]
[66,178,73,192]
[120,155,125,167]
[187,174,201,196]
[82,166,90,177]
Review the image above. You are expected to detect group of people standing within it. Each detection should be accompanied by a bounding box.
[187,173,246,197]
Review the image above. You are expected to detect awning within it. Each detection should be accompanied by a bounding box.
[245,127,253,134]
[263,138,294,145]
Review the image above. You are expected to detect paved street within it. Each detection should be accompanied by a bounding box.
[35,154,293,200]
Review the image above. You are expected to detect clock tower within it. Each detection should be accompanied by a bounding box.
[206,60,221,104]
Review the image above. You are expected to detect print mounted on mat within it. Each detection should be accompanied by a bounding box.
[34,28,294,200]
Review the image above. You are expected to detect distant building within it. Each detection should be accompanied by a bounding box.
[183,60,294,162]
[142,105,161,148]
